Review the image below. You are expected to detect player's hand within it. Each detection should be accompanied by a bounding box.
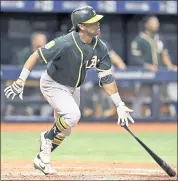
[4,79,25,100]
[117,102,134,127]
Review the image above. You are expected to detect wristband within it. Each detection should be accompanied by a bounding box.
[110,92,124,107]
[19,68,30,82]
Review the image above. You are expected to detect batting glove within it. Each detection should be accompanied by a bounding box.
[117,102,134,127]
[4,79,25,100]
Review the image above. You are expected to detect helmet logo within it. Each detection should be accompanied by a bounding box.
[92,10,96,16]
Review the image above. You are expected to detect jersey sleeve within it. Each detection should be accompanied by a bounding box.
[37,38,63,64]
[96,40,114,86]
[96,40,112,73]
[100,38,112,51]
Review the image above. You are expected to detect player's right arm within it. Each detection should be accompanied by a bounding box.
[23,50,40,72]
[4,38,62,100]
[4,50,40,100]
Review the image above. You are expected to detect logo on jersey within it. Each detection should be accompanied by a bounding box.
[86,55,99,69]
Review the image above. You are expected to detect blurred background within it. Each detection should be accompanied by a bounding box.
[1,0,177,123]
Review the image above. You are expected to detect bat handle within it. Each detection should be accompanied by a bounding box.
[123,125,136,138]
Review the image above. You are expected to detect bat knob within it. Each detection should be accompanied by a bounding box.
[169,170,176,177]
[121,122,126,127]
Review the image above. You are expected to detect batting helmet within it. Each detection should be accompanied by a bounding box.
[71,6,103,32]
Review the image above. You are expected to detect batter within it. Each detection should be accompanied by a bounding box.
[4,6,134,175]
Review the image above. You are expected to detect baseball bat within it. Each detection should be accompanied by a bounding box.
[123,125,176,177]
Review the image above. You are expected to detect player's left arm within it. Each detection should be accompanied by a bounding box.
[96,43,134,127]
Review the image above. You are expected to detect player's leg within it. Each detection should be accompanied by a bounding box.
[35,124,71,174]
[34,71,81,174]
[73,87,80,107]
[34,90,80,174]
[50,87,80,152]
[41,91,81,146]
[50,111,71,152]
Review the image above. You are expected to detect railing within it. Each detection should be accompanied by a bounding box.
[1,65,177,122]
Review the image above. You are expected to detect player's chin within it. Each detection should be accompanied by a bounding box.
[94,29,100,36]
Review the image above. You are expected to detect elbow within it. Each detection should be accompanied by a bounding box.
[24,50,40,71]
[31,51,40,64]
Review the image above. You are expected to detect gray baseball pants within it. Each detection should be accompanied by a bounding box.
[40,70,80,137]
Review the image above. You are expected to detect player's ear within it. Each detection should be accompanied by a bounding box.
[78,24,85,31]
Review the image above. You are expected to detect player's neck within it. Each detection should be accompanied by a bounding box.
[78,31,93,44]
[144,30,153,37]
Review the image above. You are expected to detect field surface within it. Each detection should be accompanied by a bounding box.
[1,122,177,180]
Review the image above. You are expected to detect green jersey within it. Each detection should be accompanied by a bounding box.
[38,31,112,87]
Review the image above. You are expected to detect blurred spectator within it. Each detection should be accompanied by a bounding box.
[16,32,47,65]
[6,32,48,117]
[81,82,117,119]
[131,15,177,117]
[131,15,177,71]
[21,32,47,115]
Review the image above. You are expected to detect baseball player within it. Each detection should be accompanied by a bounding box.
[4,6,134,175]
